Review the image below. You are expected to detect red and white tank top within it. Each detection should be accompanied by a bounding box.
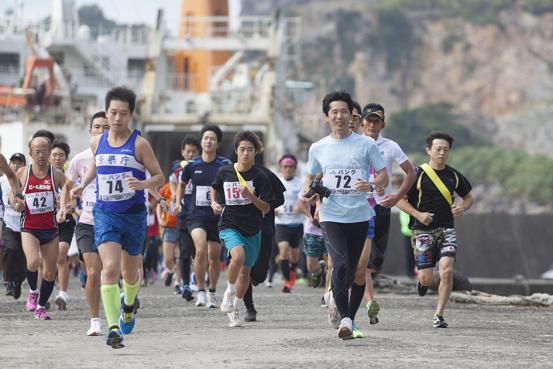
[21,164,58,230]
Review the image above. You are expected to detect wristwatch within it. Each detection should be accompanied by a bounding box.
[16,192,24,200]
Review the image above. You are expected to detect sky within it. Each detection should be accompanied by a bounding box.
[0,0,240,32]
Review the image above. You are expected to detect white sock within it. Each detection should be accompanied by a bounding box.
[59,290,69,299]
[227,281,236,293]
[91,317,101,324]
[233,296,242,310]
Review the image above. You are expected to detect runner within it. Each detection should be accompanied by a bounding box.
[176,125,231,308]
[16,136,66,320]
[2,153,26,299]
[213,131,272,327]
[71,87,164,348]
[242,162,285,321]
[397,131,473,328]
[58,111,109,335]
[158,180,179,290]
[274,154,304,293]
[173,135,200,301]
[348,100,363,133]
[304,91,387,339]
[50,141,76,310]
[358,103,416,326]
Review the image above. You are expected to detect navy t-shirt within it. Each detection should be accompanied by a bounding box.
[181,155,231,224]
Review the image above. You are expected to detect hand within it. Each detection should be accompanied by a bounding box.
[158,198,169,212]
[70,186,84,199]
[451,204,465,217]
[239,185,253,200]
[375,184,385,197]
[211,202,223,215]
[126,176,145,191]
[303,191,319,205]
[13,199,25,212]
[56,208,67,223]
[174,203,181,214]
[66,204,75,215]
[380,193,401,208]
[415,211,434,226]
[355,179,374,193]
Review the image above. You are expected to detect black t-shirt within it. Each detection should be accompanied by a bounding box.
[212,164,273,236]
[406,165,472,230]
[259,166,286,232]
[181,155,231,224]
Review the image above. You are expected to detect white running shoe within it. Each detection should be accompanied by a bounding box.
[264,280,272,288]
[54,291,68,310]
[206,292,218,308]
[220,290,235,313]
[195,290,207,307]
[228,310,241,327]
[337,317,353,340]
[86,318,102,336]
[324,291,340,329]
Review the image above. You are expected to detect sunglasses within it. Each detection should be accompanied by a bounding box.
[352,113,362,121]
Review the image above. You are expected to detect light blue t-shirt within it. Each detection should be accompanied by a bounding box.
[307,132,385,223]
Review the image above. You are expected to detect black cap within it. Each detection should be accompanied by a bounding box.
[10,153,26,164]
[362,107,385,121]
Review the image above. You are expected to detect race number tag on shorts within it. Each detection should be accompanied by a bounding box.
[195,186,212,207]
[82,183,96,212]
[184,180,193,195]
[25,191,54,214]
[323,168,363,196]
[98,171,135,201]
[223,181,254,206]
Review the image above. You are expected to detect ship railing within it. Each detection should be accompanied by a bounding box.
[179,16,273,39]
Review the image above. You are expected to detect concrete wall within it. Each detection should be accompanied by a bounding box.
[381,213,553,279]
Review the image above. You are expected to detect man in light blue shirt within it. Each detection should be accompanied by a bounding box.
[305,91,388,340]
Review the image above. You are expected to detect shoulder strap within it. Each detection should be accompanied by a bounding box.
[233,164,253,192]
[420,163,452,206]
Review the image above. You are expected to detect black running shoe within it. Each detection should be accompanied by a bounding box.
[13,283,22,300]
[5,281,15,297]
[106,326,125,349]
[182,285,194,302]
[245,308,257,322]
[433,314,448,328]
[417,280,428,297]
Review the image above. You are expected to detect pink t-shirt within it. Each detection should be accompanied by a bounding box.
[66,148,95,225]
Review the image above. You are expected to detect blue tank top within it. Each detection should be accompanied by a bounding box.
[95,129,146,212]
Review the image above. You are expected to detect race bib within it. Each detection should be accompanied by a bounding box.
[223,181,254,206]
[184,180,193,195]
[195,186,212,207]
[25,191,54,215]
[98,171,135,202]
[82,183,96,213]
[323,168,364,196]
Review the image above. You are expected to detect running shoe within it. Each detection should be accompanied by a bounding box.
[324,291,341,329]
[54,293,68,310]
[245,308,257,322]
[228,310,241,327]
[337,317,353,340]
[173,283,182,295]
[417,280,429,297]
[366,299,380,325]
[320,296,327,308]
[162,269,174,287]
[5,281,15,296]
[182,285,194,302]
[433,314,448,328]
[311,260,327,288]
[206,291,218,308]
[106,327,125,349]
[220,289,235,313]
[264,280,272,288]
[26,291,39,312]
[195,290,207,307]
[289,271,297,288]
[119,293,139,334]
[13,283,22,300]
[351,322,364,339]
[34,307,51,320]
[87,318,102,336]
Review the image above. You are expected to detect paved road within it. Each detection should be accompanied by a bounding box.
[1,277,552,369]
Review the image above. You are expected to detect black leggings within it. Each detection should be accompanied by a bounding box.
[2,228,26,285]
[322,221,368,320]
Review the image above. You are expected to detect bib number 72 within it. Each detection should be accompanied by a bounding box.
[334,175,352,189]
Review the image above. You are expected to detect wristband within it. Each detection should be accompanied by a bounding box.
[16,192,24,200]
